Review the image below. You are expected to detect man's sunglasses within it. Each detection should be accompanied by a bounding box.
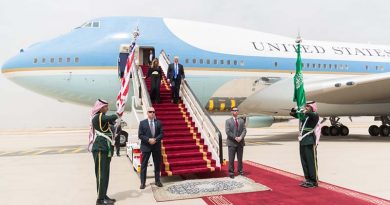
[148,111,155,113]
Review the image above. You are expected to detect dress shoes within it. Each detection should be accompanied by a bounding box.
[105,196,116,203]
[229,174,234,179]
[155,181,163,187]
[299,180,308,187]
[96,199,113,205]
[302,181,318,188]
[140,184,146,189]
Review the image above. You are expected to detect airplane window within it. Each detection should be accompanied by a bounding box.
[185,59,189,64]
[329,64,332,69]
[75,57,79,63]
[233,60,237,65]
[58,58,62,63]
[240,60,244,66]
[318,64,321,69]
[206,59,210,64]
[312,64,316,68]
[193,58,197,64]
[42,58,46,64]
[345,65,348,69]
[227,60,231,65]
[214,59,218,64]
[365,65,368,70]
[220,60,224,64]
[324,64,326,69]
[92,22,100,28]
[340,65,343,70]
[306,63,310,68]
[375,66,378,70]
[33,58,38,64]
[274,62,278,67]
[334,64,337,69]
[50,58,54,63]
[200,59,204,64]
[66,57,71,63]
[301,63,304,68]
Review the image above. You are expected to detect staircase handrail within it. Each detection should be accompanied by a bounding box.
[130,58,152,118]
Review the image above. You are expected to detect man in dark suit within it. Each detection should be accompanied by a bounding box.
[225,107,247,179]
[138,107,163,189]
[167,56,185,104]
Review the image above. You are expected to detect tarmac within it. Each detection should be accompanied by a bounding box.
[0,117,389,205]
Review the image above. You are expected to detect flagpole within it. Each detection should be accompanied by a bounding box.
[114,27,140,144]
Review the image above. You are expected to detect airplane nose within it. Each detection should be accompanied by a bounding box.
[2,51,29,76]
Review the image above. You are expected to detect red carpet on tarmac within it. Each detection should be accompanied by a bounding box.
[199,160,390,205]
[141,65,220,176]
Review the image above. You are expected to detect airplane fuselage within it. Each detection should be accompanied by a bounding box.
[2,17,390,117]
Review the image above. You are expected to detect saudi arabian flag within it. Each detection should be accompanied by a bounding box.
[293,42,306,119]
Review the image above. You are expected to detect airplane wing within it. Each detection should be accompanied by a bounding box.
[306,72,390,104]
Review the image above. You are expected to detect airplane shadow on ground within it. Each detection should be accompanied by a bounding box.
[244,132,390,143]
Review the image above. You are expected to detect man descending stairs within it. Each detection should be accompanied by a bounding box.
[141,65,220,176]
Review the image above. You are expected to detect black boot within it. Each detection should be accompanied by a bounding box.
[105,196,116,203]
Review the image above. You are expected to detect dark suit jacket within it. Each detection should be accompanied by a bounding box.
[138,119,163,152]
[225,117,247,147]
[167,63,185,82]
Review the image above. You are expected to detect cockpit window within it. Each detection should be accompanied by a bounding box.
[92,22,100,27]
[75,21,100,29]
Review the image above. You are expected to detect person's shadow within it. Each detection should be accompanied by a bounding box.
[111,190,143,201]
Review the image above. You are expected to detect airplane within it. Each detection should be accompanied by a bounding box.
[2,16,390,137]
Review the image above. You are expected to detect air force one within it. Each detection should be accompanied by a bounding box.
[2,16,390,137]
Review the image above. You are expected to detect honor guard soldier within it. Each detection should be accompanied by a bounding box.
[290,101,320,188]
[88,99,120,205]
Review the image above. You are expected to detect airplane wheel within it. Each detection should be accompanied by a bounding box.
[368,125,380,136]
[379,125,390,137]
[329,126,340,136]
[321,126,329,136]
[340,126,349,136]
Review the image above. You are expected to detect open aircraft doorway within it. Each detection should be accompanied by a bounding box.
[139,46,155,66]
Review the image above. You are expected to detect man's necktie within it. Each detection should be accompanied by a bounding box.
[235,118,239,128]
[174,64,178,79]
[150,120,155,137]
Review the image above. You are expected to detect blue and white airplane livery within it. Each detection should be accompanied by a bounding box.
[2,16,390,136]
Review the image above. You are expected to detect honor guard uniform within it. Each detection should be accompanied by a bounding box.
[290,101,320,188]
[89,99,119,205]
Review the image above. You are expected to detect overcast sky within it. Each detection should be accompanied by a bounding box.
[1,0,389,130]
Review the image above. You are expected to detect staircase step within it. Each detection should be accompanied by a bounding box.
[160,119,193,124]
[165,151,210,158]
[163,144,207,152]
[164,130,198,136]
[163,127,193,132]
[155,107,187,112]
[158,117,186,122]
[163,138,203,145]
[168,159,211,168]
[161,167,220,176]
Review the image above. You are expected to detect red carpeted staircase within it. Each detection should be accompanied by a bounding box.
[141,65,220,176]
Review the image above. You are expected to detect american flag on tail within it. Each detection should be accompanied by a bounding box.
[116,42,136,115]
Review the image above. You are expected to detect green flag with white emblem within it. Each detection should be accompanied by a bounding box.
[293,42,306,119]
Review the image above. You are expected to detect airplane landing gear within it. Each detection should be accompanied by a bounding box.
[369,116,390,137]
[321,116,349,136]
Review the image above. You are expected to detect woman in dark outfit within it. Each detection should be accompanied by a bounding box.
[145,58,162,103]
